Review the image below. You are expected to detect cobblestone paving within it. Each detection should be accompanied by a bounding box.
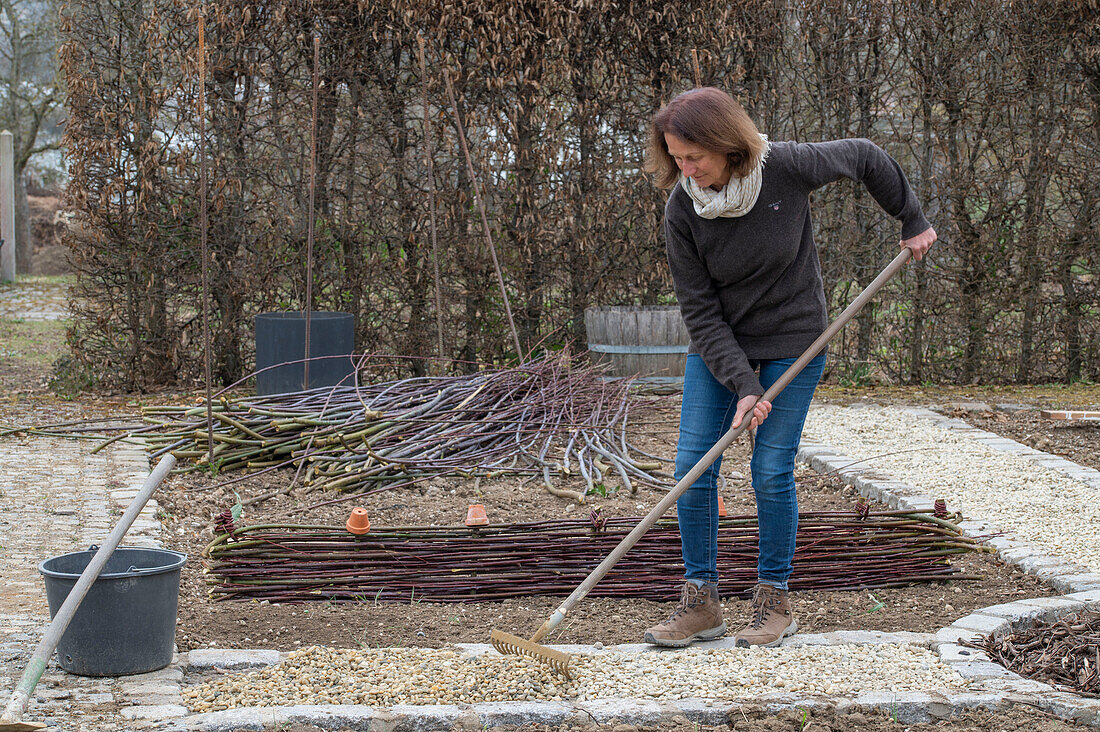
[0,278,70,321]
[0,434,169,730]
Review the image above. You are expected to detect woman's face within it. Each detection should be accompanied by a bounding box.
[664,133,731,190]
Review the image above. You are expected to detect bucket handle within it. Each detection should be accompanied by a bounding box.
[85,546,182,577]
[123,564,179,577]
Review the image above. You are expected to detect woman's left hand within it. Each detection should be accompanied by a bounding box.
[902,227,937,261]
[732,394,772,430]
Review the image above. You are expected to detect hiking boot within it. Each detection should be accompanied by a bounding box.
[643,581,726,647]
[734,583,797,648]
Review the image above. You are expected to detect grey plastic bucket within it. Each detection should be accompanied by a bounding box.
[39,546,187,676]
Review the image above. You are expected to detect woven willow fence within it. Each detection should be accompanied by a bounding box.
[58,0,1100,390]
[203,509,986,603]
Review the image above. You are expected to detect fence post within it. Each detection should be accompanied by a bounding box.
[0,131,15,283]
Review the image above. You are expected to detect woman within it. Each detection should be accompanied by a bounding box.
[643,87,936,649]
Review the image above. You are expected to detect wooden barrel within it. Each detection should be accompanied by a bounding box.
[585,306,689,382]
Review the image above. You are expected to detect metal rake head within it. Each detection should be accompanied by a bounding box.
[490,629,572,679]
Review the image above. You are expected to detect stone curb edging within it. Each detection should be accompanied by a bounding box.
[134,627,1100,730]
[164,693,1051,732]
[116,438,166,550]
[796,406,1100,595]
[793,405,1100,727]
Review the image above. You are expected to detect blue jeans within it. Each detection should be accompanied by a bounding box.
[675,352,826,589]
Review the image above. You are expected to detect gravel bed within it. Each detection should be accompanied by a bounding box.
[803,405,1100,571]
[182,644,968,711]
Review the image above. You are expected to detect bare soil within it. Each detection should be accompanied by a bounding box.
[159,395,1056,654]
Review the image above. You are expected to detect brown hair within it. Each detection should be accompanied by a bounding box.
[645,87,766,189]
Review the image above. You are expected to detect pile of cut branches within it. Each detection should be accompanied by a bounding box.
[964,611,1100,697]
[122,354,668,500]
[202,508,987,603]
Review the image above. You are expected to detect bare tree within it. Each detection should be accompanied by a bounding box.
[0,0,62,274]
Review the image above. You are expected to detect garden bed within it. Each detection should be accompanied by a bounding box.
[157,393,1057,653]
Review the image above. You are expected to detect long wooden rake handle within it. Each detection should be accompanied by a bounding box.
[528,247,913,643]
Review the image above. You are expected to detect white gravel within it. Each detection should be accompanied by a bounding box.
[182,644,967,711]
[803,405,1100,572]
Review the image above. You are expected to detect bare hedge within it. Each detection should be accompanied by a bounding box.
[58,0,1100,390]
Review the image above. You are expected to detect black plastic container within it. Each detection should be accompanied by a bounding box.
[254,311,356,395]
[39,546,187,676]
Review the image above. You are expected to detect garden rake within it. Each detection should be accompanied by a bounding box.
[491,247,915,678]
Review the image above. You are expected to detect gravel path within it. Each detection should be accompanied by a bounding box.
[182,643,968,711]
[803,405,1100,573]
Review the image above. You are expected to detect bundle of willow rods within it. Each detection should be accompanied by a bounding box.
[962,611,1100,697]
[127,354,667,497]
[203,508,988,603]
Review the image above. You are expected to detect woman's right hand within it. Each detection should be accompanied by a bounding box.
[902,227,937,261]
